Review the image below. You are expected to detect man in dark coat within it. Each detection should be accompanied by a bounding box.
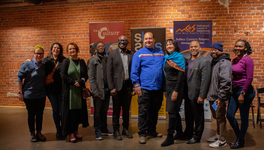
[107,35,134,140]
[182,41,211,144]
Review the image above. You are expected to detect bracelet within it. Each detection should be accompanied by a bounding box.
[18,91,22,94]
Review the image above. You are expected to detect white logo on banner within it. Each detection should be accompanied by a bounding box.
[93,27,120,40]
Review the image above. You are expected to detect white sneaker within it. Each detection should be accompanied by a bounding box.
[207,133,219,142]
[209,140,227,148]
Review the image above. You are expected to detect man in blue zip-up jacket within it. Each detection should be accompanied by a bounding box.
[131,32,164,144]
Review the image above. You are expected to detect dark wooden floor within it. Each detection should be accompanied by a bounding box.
[0,107,263,150]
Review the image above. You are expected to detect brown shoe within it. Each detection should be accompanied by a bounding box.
[139,136,146,144]
[37,131,46,141]
[30,132,38,142]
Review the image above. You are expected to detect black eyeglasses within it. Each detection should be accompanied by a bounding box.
[34,53,44,55]
[97,45,105,48]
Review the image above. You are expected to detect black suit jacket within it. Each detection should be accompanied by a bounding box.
[186,55,211,100]
[107,48,134,92]
[107,48,134,91]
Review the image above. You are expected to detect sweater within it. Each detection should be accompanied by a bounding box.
[130,47,164,91]
[232,55,254,93]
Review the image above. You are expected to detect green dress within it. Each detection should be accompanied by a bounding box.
[68,58,82,110]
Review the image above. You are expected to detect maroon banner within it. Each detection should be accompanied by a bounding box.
[89,22,124,44]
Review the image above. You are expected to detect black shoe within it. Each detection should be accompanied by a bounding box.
[187,137,200,144]
[30,132,38,142]
[230,139,244,149]
[113,130,122,140]
[37,131,46,141]
[122,128,133,138]
[161,134,174,147]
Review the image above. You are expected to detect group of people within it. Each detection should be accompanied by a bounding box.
[17,31,255,149]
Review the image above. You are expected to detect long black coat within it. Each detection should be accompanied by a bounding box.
[60,58,89,136]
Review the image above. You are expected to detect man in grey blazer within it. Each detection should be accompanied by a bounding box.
[107,35,134,140]
[183,41,211,144]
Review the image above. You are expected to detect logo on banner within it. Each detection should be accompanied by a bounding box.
[176,25,196,32]
[134,31,162,51]
[93,27,120,40]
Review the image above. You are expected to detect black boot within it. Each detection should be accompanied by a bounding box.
[30,131,38,142]
[37,131,46,141]
[230,138,245,149]
[161,134,174,147]
[56,126,64,139]
[113,129,122,140]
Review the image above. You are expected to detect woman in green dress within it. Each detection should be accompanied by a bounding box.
[60,42,89,143]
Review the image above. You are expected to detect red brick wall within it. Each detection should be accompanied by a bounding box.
[0,0,264,112]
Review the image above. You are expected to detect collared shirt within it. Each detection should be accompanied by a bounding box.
[119,48,129,80]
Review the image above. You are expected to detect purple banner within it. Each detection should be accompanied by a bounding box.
[174,21,212,51]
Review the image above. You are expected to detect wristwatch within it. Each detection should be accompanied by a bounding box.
[241,91,245,95]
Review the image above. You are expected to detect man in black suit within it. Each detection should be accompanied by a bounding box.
[183,40,211,144]
[107,35,134,140]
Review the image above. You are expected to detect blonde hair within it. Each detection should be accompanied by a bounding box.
[34,45,44,53]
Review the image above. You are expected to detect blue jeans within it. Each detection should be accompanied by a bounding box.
[227,86,255,140]
[46,91,62,130]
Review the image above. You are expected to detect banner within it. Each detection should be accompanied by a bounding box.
[174,21,212,60]
[174,21,212,121]
[130,27,166,52]
[89,22,124,117]
[130,27,166,119]
[89,22,124,53]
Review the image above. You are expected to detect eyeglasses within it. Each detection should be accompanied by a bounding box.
[118,39,128,42]
[97,45,105,48]
[210,48,218,52]
[34,53,44,55]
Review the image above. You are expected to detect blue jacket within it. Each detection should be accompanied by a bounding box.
[130,47,164,91]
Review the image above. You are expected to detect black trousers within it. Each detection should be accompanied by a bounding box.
[24,97,46,132]
[112,81,132,130]
[184,97,204,140]
[138,89,163,137]
[93,90,110,133]
[68,109,82,134]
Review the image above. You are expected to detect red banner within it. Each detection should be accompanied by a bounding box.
[89,22,124,44]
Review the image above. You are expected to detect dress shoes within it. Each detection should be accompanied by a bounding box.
[30,132,38,142]
[187,137,200,144]
[230,139,244,149]
[122,128,133,138]
[113,130,122,140]
[37,131,46,141]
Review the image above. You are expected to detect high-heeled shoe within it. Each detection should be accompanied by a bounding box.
[230,139,244,149]
[69,133,77,143]
[74,131,82,140]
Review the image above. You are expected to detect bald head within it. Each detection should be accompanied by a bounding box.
[189,40,201,58]
[118,35,128,50]
[144,32,155,48]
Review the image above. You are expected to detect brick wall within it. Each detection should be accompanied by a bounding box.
[0,0,264,112]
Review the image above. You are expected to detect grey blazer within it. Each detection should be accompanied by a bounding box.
[187,55,211,100]
[107,48,134,92]
[87,53,107,99]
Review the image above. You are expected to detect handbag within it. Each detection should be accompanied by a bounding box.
[45,61,59,86]
[69,58,91,99]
